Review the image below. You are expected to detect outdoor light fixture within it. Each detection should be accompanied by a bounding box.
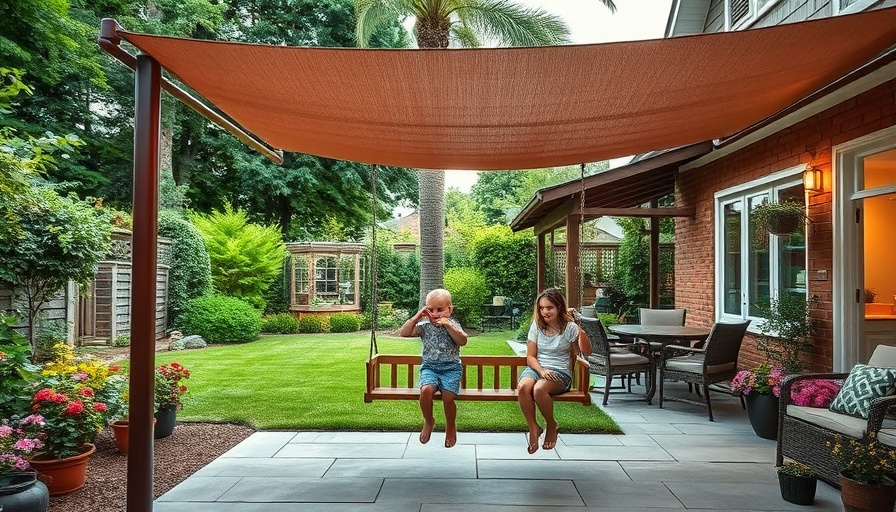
[803,165,823,193]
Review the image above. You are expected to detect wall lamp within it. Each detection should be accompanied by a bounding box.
[803,165,823,193]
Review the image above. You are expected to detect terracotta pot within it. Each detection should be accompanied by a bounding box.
[111,419,157,454]
[840,473,896,512]
[27,443,96,496]
[0,472,49,512]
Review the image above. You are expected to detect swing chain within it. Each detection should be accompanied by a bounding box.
[578,163,586,310]
[369,163,379,359]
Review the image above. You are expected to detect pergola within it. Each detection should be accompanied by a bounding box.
[95,7,896,510]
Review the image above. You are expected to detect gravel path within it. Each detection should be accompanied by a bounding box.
[46,422,254,511]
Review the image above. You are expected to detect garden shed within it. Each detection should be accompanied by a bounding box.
[286,242,364,318]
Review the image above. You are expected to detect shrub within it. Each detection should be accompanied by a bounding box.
[297,316,324,334]
[191,205,285,310]
[179,295,261,343]
[260,313,299,334]
[159,211,212,326]
[443,267,489,327]
[470,226,537,306]
[113,334,131,347]
[34,318,68,363]
[329,313,362,333]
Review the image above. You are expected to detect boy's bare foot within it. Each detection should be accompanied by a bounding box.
[419,420,434,444]
[445,427,457,448]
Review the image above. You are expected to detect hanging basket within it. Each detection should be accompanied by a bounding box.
[765,211,803,236]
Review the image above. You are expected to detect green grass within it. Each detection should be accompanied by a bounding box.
[135,330,620,433]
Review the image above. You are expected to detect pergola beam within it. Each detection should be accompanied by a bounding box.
[581,207,696,218]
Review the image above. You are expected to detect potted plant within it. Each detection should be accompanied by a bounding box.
[777,461,817,505]
[755,294,814,374]
[21,380,108,495]
[730,363,785,440]
[0,417,49,511]
[752,200,808,236]
[154,362,191,439]
[828,432,896,511]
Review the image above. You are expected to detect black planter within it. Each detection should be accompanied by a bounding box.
[744,393,779,440]
[154,403,177,439]
[779,472,817,506]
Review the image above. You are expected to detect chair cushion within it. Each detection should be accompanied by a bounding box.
[869,345,896,368]
[786,405,878,439]
[665,355,734,374]
[607,352,649,366]
[829,364,896,419]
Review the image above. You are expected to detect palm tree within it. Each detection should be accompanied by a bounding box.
[355,0,616,305]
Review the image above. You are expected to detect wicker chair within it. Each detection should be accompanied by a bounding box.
[577,316,652,405]
[776,345,896,487]
[657,320,750,421]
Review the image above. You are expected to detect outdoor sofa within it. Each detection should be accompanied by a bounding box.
[776,344,896,487]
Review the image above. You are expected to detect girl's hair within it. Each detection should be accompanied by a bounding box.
[533,288,571,332]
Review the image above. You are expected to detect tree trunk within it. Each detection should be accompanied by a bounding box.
[418,169,444,306]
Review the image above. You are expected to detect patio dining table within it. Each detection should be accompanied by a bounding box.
[606,324,711,403]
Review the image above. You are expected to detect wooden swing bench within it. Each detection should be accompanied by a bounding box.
[364,354,592,405]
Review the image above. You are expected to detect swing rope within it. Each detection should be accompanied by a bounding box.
[369,163,379,360]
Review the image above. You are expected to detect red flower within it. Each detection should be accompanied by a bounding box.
[64,401,84,416]
[109,364,121,373]
[78,387,94,397]
[50,392,67,403]
[93,402,107,412]
[33,388,54,401]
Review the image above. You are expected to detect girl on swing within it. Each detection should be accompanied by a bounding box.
[518,288,590,454]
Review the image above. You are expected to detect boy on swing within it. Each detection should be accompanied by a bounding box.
[399,288,468,448]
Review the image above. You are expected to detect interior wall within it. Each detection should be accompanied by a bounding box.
[863,158,896,303]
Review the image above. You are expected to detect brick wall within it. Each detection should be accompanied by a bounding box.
[675,78,896,372]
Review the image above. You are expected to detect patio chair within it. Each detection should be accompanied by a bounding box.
[658,320,750,421]
[576,316,652,405]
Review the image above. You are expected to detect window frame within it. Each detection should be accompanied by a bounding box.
[714,166,807,328]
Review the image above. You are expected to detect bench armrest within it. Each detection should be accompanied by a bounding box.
[868,395,896,433]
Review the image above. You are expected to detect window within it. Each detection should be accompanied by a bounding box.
[833,0,876,15]
[314,256,339,298]
[726,0,780,30]
[716,172,806,324]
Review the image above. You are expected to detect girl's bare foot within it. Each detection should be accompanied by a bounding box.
[527,426,543,454]
[419,420,434,444]
[542,424,558,450]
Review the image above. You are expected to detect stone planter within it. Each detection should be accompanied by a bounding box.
[154,403,177,439]
[0,472,49,512]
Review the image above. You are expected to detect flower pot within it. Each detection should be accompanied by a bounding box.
[744,393,779,440]
[778,471,816,506]
[0,472,50,512]
[840,473,896,512]
[154,403,177,439]
[111,419,157,454]
[27,443,96,496]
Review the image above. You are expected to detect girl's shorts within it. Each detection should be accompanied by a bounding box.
[419,361,463,395]
[519,366,572,394]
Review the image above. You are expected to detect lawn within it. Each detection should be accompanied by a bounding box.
[143,330,621,433]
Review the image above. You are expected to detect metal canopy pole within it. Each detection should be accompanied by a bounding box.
[128,54,161,512]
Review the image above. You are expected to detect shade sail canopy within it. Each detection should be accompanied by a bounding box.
[113,7,896,170]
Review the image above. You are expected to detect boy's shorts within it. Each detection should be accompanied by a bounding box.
[419,361,463,395]
[519,367,572,394]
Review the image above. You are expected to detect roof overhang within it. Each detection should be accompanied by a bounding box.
[510,142,712,234]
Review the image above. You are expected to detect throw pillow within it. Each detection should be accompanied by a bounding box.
[829,364,896,419]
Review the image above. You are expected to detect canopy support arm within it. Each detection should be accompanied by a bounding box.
[97,18,284,165]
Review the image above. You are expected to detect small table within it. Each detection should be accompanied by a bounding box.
[606,324,711,403]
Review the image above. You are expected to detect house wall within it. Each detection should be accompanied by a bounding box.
[675,77,896,372]
[702,0,896,33]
